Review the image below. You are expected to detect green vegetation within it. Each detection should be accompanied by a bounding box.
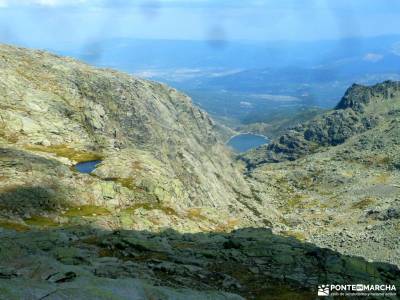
[186,207,208,221]
[282,230,306,241]
[24,215,59,227]
[105,177,137,191]
[0,220,30,232]
[117,178,136,190]
[25,144,103,162]
[373,173,391,184]
[351,197,376,209]
[287,194,308,209]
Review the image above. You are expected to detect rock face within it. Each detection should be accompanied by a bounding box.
[241,81,400,167]
[336,81,400,111]
[245,81,400,269]
[1,45,400,298]
[1,227,399,299]
[0,44,258,232]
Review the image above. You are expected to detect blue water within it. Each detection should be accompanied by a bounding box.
[227,134,269,153]
[74,160,102,174]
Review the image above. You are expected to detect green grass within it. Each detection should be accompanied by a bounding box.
[24,215,59,227]
[186,208,208,221]
[281,230,306,241]
[287,194,308,209]
[105,177,137,190]
[25,144,103,162]
[0,220,30,232]
[351,197,375,209]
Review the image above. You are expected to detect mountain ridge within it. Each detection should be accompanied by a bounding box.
[0,44,399,298]
[244,80,400,268]
[0,43,260,232]
[241,80,400,167]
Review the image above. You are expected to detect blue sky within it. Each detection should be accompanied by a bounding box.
[1,0,400,47]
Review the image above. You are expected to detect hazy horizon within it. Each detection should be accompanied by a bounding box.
[1,0,400,48]
[2,0,400,122]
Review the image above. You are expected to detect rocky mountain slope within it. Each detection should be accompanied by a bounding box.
[0,45,399,298]
[1,226,399,299]
[0,44,262,233]
[244,81,400,268]
[242,81,399,167]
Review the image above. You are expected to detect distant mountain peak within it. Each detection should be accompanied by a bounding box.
[336,80,400,111]
[242,80,400,167]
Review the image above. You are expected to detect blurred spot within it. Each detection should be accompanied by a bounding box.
[80,41,104,64]
[240,101,253,109]
[391,42,400,56]
[140,0,161,19]
[206,25,228,49]
[363,53,384,63]
[326,1,361,55]
[0,26,13,43]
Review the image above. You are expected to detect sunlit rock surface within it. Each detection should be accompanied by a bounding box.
[0,45,399,298]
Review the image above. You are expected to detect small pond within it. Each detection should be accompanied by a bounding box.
[227,133,269,153]
[74,160,102,174]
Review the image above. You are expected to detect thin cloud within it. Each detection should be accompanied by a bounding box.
[363,53,384,62]
[0,0,88,7]
[0,0,269,8]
